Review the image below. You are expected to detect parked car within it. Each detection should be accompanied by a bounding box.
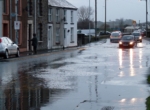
[141,30,146,37]
[132,32,142,42]
[0,37,20,59]
[119,35,136,48]
[110,31,122,43]
[99,31,111,35]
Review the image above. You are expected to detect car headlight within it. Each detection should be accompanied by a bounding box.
[119,41,122,45]
[130,42,133,45]
[139,36,142,39]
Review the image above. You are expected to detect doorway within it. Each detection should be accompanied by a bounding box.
[47,25,52,49]
[64,28,67,47]
[3,23,8,37]
[28,24,32,51]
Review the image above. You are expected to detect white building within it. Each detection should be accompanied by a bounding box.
[48,0,78,49]
[0,0,2,36]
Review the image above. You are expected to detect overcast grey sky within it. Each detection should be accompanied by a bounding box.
[69,0,150,23]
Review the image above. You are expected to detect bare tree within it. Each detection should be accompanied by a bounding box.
[77,6,94,21]
[77,6,94,29]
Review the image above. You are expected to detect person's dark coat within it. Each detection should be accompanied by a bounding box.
[31,37,38,47]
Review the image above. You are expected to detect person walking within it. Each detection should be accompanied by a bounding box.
[31,33,38,54]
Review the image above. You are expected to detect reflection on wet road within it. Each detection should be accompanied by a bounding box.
[0,39,150,110]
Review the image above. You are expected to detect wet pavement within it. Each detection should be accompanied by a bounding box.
[0,38,150,110]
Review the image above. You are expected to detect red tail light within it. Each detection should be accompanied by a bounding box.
[0,38,2,43]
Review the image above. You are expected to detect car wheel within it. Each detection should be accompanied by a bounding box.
[16,49,20,57]
[4,50,9,59]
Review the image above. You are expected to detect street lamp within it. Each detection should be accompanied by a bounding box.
[89,0,91,43]
[139,0,148,37]
[95,0,97,40]
[104,0,107,34]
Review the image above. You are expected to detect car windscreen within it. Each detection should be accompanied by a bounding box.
[111,33,119,37]
[132,33,140,36]
[122,36,134,40]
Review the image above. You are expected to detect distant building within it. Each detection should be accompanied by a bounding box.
[124,26,140,33]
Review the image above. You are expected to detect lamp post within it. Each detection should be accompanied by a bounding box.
[89,0,91,43]
[140,0,148,37]
[95,0,97,40]
[15,0,18,45]
[104,0,107,34]
[145,0,148,37]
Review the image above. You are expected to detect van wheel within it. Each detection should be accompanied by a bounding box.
[4,50,9,59]
[16,49,20,57]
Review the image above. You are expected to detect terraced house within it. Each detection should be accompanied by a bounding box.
[2,0,28,52]
[1,0,77,52]
[48,0,78,49]
[0,1,2,36]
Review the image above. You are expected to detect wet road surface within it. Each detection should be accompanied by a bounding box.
[0,39,150,110]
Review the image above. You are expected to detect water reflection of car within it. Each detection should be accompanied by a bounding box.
[119,35,136,48]
[132,32,142,42]
[110,32,122,43]
[0,37,20,59]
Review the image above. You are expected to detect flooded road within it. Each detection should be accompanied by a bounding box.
[0,39,150,110]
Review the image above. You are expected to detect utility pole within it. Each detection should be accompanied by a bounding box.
[95,0,97,40]
[89,0,91,43]
[104,0,106,33]
[34,0,37,34]
[146,0,148,37]
[15,0,18,45]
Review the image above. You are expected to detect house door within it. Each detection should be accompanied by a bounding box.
[48,26,52,49]
[64,28,67,47]
[28,24,32,51]
[3,23,8,37]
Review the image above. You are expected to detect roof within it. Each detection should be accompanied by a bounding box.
[48,0,77,9]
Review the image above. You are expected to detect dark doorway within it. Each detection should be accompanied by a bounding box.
[3,23,8,37]
[28,24,32,51]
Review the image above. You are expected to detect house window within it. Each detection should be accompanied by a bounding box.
[38,0,42,16]
[48,8,52,22]
[71,28,74,42]
[64,10,67,22]
[17,0,22,15]
[64,28,66,38]
[28,0,33,16]
[71,11,73,23]
[38,23,42,41]
[56,28,60,42]
[3,0,8,14]
[56,9,60,22]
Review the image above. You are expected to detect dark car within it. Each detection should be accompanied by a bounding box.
[141,30,146,37]
[119,35,136,48]
[132,32,142,42]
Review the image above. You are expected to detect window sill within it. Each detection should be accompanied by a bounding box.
[56,42,60,45]
[38,41,43,43]
[70,41,74,43]
[3,13,9,16]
